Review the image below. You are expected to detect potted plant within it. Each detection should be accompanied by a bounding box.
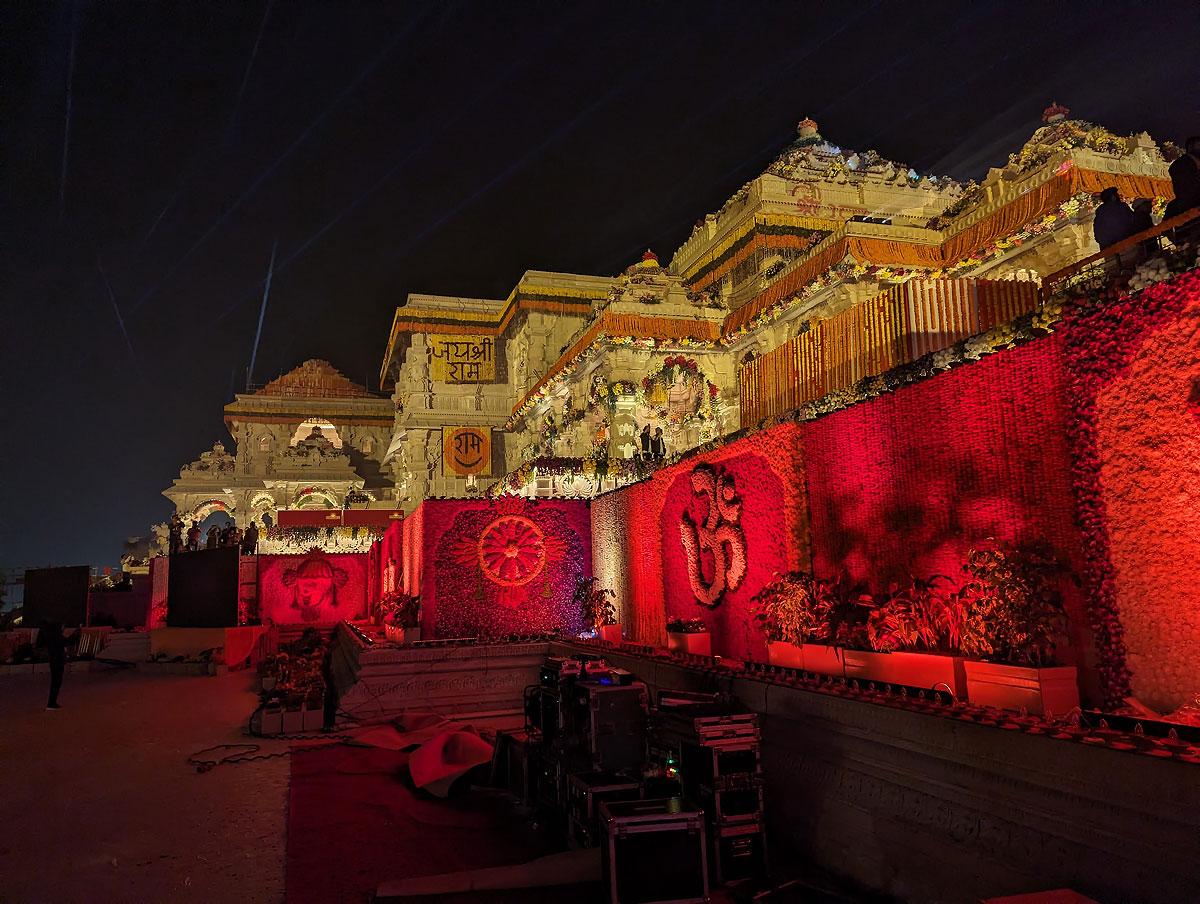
[955,544,1078,715]
[382,591,421,644]
[575,576,621,642]
[845,575,969,698]
[751,571,838,670]
[666,617,711,656]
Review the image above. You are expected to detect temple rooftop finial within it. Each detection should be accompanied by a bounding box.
[1042,101,1070,124]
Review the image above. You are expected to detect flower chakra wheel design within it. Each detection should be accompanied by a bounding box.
[477,515,547,587]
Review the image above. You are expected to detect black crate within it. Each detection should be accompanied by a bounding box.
[654,702,759,747]
[697,782,764,828]
[570,681,648,771]
[492,729,540,803]
[710,822,768,885]
[601,798,708,904]
[567,770,642,848]
[679,739,761,796]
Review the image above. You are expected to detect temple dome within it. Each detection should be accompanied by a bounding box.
[256,360,375,399]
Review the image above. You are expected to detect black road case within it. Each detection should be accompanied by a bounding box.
[710,820,768,885]
[567,770,642,848]
[600,798,708,904]
[571,681,648,771]
[679,738,761,796]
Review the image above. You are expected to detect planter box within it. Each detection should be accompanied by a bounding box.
[667,631,712,656]
[766,641,804,669]
[801,643,846,679]
[384,625,421,644]
[842,649,968,699]
[963,661,1080,716]
[599,624,623,643]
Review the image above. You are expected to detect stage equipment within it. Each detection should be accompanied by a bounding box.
[570,681,648,771]
[600,798,708,904]
[567,770,642,848]
[23,566,89,627]
[491,728,541,805]
[651,700,768,886]
[167,547,240,627]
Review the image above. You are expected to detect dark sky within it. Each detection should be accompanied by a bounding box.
[3,1,1198,570]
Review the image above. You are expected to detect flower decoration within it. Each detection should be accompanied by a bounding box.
[477,515,547,587]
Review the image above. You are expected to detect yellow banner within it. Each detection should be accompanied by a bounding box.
[431,335,495,383]
[443,426,492,477]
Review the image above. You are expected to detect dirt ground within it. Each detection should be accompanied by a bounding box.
[0,668,290,904]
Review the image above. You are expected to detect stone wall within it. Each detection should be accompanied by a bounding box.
[554,642,1199,904]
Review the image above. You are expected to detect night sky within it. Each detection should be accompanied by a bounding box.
[4,1,1198,570]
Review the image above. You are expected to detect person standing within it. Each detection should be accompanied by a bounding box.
[242,521,259,555]
[40,621,72,710]
[1164,136,1200,220]
[639,425,652,461]
[651,427,667,461]
[168,514,183,555]
[186,521,201,552]
[205,525,220,549]
[1092,188,1137,251]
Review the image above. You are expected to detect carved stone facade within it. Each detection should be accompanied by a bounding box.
[378,108,1174,502]
[163,360,394,526]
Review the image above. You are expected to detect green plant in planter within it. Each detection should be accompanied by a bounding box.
[955,543,1068,667]
[750,571,840,645]
[574,576,617,630]
[666,617,708,634]
[866,574,959,653]
[383,592,421,629]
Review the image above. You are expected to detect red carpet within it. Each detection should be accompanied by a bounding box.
[286,744,554,904]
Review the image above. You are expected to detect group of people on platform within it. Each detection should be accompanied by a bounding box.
[168,513,258,556]
[1093,136,1200,251]
[639,424,668,462]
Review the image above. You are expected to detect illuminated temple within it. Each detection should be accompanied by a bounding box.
[129,106,1200,900]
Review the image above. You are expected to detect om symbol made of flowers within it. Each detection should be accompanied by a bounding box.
[478,515,547,587]
[679,465,747,607]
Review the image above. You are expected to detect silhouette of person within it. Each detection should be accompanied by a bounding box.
[1092,187,1137,251]
[40,621,73,710]
[1164,136,1200,220]
[168,515,184,555]
[206,525,220,549]
[651,427,666,460]
[640,425,652,460]
[186,521,201,552]
[242,521,259,555]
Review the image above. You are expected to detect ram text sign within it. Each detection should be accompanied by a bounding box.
[443,426,492,477]
[431,336,495,383]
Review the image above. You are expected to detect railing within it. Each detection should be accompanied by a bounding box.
[1041,207,1200,299]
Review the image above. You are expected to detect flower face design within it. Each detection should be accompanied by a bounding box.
[478,515,546,587]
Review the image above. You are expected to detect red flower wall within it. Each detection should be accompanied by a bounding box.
[1061,269,1200,712]
[419,498,591,638]
[591,268,1200,712]
[594,423,810,660]
[801,338,1094,687]
[257,552,368,625]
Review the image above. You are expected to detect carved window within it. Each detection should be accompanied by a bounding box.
[362,436,374,454]
[258,435,273,452]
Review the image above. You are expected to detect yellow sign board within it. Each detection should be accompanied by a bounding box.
[431,335,495,383]
[443,426,492,477]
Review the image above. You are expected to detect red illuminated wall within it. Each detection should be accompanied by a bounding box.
[801,337,1092,683]
[1060,269,1200,712]
[416,497,591,638]
[257,552,368,625]
[593,423,809,661]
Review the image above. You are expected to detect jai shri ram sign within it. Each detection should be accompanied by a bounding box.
[443,426,492,477]
[431,335,495,383]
